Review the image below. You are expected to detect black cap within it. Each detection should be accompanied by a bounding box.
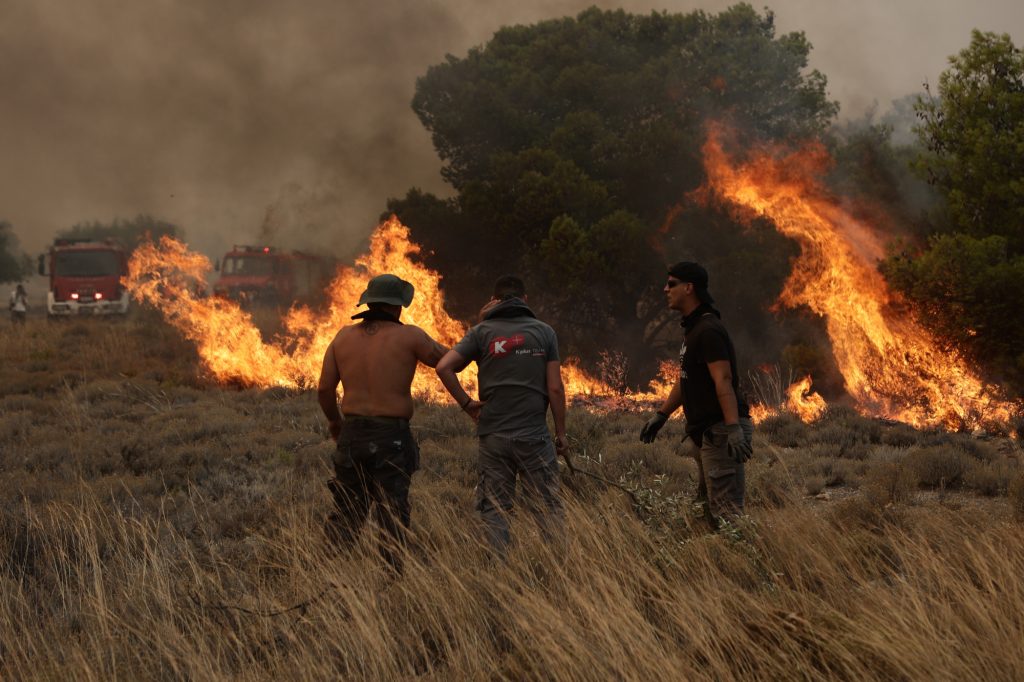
[668,261,714,305]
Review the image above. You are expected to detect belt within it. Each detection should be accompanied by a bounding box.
[343,414,410,429]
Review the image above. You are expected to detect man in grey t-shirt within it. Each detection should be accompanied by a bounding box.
[436,275,567,553]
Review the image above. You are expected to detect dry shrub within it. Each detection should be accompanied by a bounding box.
[757,413,808,448]
[817,405,883,443]
[880,423,928,447]
[948,435,999,462]
[905,445,970,488]
[7,316,1024,679]
[747,466,797,509]
[831,458,869,488]
[863,462,918,506]
[1009,473,1024,521]
[963,459,1017,497]
[803,474,826,496]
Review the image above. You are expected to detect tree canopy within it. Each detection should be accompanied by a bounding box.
[0,221,30,284]
[914,30,1024,250]
[882,31,1024,392]
[58,215,180,253]
[390,4,837,379]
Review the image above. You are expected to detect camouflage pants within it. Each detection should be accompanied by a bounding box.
[694,418,754,527]
[326,417,419,570]
[477,431,564,555]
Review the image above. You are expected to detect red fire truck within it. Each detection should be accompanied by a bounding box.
[213,245,336,305]
[38,239,130,316]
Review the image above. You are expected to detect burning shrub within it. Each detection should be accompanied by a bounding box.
[596,351,630,395]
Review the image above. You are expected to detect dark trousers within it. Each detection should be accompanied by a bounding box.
[697,418,754,527]
[477,431,564,554]
[326,417,418,570]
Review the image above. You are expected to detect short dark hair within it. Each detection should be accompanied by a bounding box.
[493,275,526,301]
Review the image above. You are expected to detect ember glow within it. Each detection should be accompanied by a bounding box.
[126,216,652,404]
[702,127,1018,430]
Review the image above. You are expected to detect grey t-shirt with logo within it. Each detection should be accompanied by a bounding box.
[453,298,560,437]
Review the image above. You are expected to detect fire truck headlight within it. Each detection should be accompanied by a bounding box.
[95,292,103,300]
[70,292,80,300]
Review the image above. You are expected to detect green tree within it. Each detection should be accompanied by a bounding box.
[0,221,31,284]
[882,234,1024,385]
[391,4,837,378]
[914,30,1024,249]
[882,31,1024,393]
[58,214,180,253]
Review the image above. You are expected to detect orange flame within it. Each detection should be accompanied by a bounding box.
[702,125,1018,430]
[786,375,826,423]
[127,216,656,405]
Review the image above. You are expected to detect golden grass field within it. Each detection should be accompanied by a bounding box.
[2,310,1024,680]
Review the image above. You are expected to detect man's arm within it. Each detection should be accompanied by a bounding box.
[477,297,500,323]
[317,343,343,440]
[707,360,740,424]
[546,360,567,453]
[412,327,447,368]
[436,349,482,420]
[658,379,684,417]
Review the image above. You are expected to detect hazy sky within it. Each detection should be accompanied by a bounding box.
[2,0,1021,258]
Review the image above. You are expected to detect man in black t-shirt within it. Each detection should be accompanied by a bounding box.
[639,261,753,526]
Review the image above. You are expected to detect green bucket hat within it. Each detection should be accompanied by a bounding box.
[357,274,415,308]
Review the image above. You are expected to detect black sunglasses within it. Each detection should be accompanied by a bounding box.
[666,279,687,288]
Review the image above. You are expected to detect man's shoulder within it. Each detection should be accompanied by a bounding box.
[690,315,733,348]
[692,313,729,334]
[398,323,435,343]
[479,315,555,333]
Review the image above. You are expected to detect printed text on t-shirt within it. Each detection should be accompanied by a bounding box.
[489,334,525,356]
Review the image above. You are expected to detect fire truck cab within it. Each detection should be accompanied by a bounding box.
[39,239,130,316]
[213,245,335,305]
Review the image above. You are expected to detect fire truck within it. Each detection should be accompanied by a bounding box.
[213,245,336,305]
[38,239,131,316]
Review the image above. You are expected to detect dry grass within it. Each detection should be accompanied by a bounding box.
[2,312,1024,679]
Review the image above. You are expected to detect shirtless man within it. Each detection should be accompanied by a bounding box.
[317,273,446,569]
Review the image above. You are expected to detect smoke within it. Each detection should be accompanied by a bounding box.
[2,0,1020,260]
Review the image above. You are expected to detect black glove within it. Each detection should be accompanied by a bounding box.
[725,423,752,463]
[640,411,669,443]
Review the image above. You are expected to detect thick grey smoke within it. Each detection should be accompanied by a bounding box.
[2,0,1021,259]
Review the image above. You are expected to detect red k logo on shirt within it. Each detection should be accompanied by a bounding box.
[489,334,525,356]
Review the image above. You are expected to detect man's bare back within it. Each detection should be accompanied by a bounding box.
[318,315,446,434]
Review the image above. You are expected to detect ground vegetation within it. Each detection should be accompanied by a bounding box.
[1,312,1022,678]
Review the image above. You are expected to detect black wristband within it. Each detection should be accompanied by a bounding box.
[460,396,471,409]
[656,411,669,419]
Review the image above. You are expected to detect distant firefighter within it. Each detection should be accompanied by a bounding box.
[640,262,753,528]
[9,283,28,324]
[436,274,567,556]
[317,274,447,572]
